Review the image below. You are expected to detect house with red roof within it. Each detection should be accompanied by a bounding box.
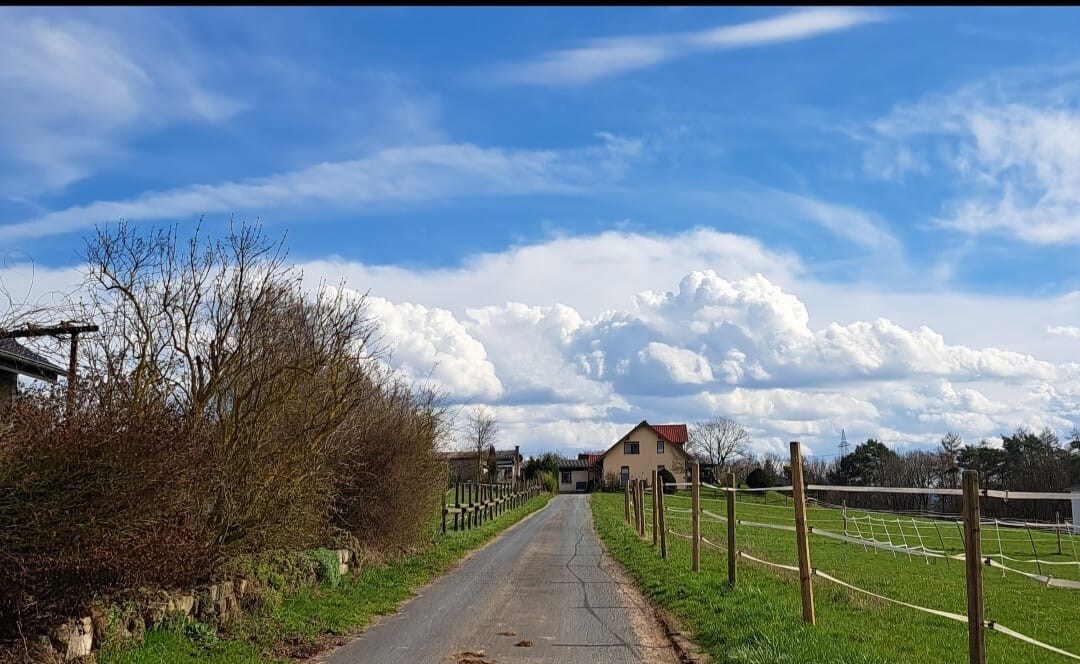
[557,420,692,492]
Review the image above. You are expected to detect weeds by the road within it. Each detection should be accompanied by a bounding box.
[591,492,1079,664]
[102,493,553,664]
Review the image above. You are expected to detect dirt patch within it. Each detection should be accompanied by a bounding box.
[496,630,516,636]
[513,639,533,647]
[596,524,707,663]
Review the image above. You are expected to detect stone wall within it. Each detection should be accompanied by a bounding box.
[33,549,357,662]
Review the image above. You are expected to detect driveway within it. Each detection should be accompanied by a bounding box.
[320,494,679,664]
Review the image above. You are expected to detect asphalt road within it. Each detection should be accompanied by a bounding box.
[320,494,679,664]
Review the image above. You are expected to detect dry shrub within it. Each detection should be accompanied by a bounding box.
[0,221,451,635]
[0,387,214,633]
[332,376,449,556]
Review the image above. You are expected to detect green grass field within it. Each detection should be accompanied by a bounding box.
[592,490,1080,664]
[101,492,553,664]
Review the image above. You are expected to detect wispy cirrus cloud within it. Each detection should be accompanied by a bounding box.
[0,134,644,242]
[0,8,242,196]
[863,65,1080,245]
[485,8,883,87]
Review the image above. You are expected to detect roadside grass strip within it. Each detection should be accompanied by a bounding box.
[102,493,553,664]
[591,491,1080,663]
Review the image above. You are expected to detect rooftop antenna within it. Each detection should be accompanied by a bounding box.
[838,428,850,457]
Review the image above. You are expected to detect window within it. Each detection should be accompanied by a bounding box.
[561,471,572,484]
[623,441,640,455]
[657,439,665,454]
[657,464,665,471]
[620,466,630,483]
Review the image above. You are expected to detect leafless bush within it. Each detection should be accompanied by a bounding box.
[0,221,451,633]
[331,377,451,558]
[0,386,214,634]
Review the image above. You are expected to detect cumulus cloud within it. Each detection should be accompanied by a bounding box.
[298,227,801,319]
[2,229,1075,457]
[365,296,503,401]
[486,8,882,86]
[361,266,1077,457]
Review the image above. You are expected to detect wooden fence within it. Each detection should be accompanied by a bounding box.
[623,443,1080,664]
[441,479,544,533]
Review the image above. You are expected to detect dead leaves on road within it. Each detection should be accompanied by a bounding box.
[448,631,532,663]
[450,651,495,664]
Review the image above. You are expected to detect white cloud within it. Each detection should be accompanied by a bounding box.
[1048,325,1080,339]
[3,228,1076,458]
[0,9,242,194]
[361,263,1077,457]
[0,135,643,242]
[299,227,801,319]
[866,71,1080,244]
[486,8,882,86]
[365,296,503,401]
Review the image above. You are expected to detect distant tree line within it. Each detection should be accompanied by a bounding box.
[733,427,1080,520]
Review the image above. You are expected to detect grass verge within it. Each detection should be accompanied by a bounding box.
[101,492,553,664]
[591,491,1078,664]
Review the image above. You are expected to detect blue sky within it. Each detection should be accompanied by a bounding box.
[2,7,1079,457]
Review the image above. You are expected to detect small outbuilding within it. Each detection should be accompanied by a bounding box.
[0,338,67,412]
[557,458,596,493]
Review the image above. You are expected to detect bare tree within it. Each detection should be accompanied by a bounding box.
[939,431,963,487]
[463,406,498,481]
[689,416,750,474]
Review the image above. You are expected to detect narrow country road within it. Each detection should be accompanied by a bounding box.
[320,494,679,664]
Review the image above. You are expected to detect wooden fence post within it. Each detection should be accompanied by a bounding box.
[634,480,642,536]
[630,477,639,535]
[728,471,736,586]
[652,470,659,547]
[659,474,667,559]
[454,482,460,531]
[637,479,645,538]
[625,480,631,525]
[635,481,643,537]
[790,441,815,625]
[842,499,848,536]
[692,462,701,573]
[963,470,986,664]
[441,490,447,534]
[1057,510,1063,555]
